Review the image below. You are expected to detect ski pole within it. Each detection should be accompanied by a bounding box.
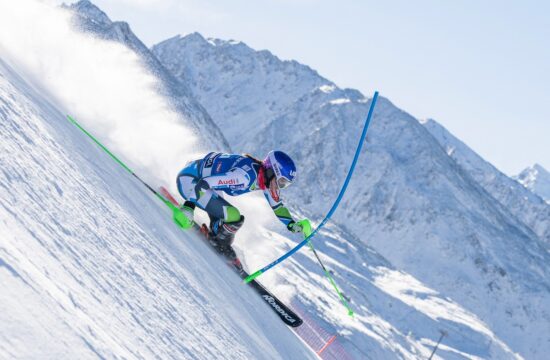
[307,240,354,316]
[244,91,379,283]
[66,115,188,228]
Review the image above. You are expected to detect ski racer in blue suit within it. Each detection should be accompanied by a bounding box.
[176,151,311,264]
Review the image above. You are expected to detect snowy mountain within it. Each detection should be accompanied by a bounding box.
[421,118,550,246]
[152,33,331,146]
[65,0,230,152]
[153,32,550,358]
[515,164,550,204]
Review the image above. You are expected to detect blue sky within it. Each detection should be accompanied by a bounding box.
[68,0,548,175]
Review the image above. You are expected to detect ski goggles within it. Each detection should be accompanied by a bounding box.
[276,176,292,189]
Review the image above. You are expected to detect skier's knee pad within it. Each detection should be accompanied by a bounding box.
[223,205,241,223]
[226,215,245,229]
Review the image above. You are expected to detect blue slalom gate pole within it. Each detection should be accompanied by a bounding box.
[245,91,379,283]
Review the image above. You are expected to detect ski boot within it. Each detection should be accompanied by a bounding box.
[231,257,244,275]
[207,216,245,273]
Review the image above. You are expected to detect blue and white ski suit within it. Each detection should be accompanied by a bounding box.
[177,152,296,226]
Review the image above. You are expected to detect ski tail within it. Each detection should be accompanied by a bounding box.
[160,186,180,207]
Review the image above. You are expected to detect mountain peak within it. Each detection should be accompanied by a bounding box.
[152,32,332,143]
[179,31,206,43]
[515,163,550,203]
[175,32,246,49]
[65,0,111,26]
[156,32,323,76]
[206,37,243,47]
[533,163,549,173]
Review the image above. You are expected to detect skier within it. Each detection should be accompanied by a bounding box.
[175,151,312,268]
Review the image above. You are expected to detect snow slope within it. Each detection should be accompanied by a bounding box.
[0,51,314,360]
[152,32,550,359]
[515,164,550,204]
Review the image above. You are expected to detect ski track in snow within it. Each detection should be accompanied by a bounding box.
[0,57,314,359]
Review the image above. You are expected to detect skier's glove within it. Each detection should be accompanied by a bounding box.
[287,219,312,238]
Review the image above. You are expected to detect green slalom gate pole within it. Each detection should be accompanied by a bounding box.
[66,115,189,229]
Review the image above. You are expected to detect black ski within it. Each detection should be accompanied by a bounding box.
[243,271,303,327]
[159,187,303,327]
